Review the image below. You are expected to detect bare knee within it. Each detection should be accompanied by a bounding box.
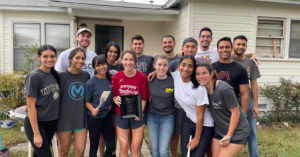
[131,143,141,153]
[74,147,85,156]
[58,148,69,157]
[119,143,129,153]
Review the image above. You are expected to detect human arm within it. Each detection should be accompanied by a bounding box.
[147,71,157,81]
[220,106,240,147]
[85,101,99,116]
[187,105,206,150]
[27,97,43,148]
[244,53,260,66]
[239,84,249,114]
[251,80,259,118]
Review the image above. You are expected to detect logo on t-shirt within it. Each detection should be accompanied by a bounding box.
[68,82,85,100]
[53,91,59,100]
[165,88,174,93]
[195,55,212,63]
[212,101,222,109]
[216,71,230,81]
[119,85,139,95]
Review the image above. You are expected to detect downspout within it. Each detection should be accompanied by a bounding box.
[68,8,75,48]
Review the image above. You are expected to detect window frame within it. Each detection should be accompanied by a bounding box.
[45,23,70,51]
[286,18,300,59]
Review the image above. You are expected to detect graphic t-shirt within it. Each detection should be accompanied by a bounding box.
[231,56,261,100]
[57,70,90,132]
[148,76,175,116]
[171,71,214,126]
[85,76,113,118]
[111,70,150,114]
[108,62,124,77]
[55,48,97,77]
[212,61,248,100]
[25,69,60,121]
[136,55,154,76]
[208,80,249,140]
[195,48,219,64]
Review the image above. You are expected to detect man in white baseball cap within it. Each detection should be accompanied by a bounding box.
[55,27,97,77]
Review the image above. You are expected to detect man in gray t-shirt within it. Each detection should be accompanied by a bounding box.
[232,35,260,157]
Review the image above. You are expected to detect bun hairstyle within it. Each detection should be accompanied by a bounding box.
[153,55,171,75]
[92,55,111,80]
[68,47,86,67]
[196,62,218,80]
[120,49,137,64]
[178,55,199,89]
[37,44,60,84]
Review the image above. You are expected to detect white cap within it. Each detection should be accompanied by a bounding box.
[76,28,92,36]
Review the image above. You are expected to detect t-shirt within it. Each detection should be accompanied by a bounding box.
[56,70,90,132]
[168,54,181,63]
[108,62,124,78]
[111,70,150,114]
[136,55,154,76]
[208,80,249,140]
[195,48,219,64]
[171,71,214,126]
[212,61,248,101]
[231,56,261,100]
[25,69,60,121]
[55,48,97,77]
[169,59,180,72]
[148,75,176,116]
[85,76,113,118]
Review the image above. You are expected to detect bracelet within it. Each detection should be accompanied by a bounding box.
[34,134,40,137]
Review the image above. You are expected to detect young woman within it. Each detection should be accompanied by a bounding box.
[99,42,123,157]
[25,45,60,157]
[147,55,176,157]
[172,55,214,157]
[56,47,90,157]
[111,49,150,157]
[85,55,115,157]
[195,62,250,157]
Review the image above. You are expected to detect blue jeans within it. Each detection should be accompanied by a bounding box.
[147,112,175,157]
[247,101,260,157]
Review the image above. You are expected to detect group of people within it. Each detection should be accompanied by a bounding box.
[24,26,261,157]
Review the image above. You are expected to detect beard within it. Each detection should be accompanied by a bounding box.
[164,48,174,54]
[234,49,245,56]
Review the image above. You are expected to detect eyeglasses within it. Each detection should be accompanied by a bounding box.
[200,35,212,39]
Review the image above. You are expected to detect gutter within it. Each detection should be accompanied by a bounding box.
[252,0,300,5]
[49,1,180,15]
[0,5,67,12]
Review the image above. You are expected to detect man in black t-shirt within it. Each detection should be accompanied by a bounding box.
[212,37,249,114]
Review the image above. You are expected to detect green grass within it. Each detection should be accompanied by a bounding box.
[144,124,300,157]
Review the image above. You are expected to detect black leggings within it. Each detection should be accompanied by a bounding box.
[24,117,57,157]
[88,114,116,157]
[181,113,214,157]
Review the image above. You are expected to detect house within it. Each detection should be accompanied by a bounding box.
[0,0,300,112]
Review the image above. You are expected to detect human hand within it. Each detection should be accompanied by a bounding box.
[34,134,43,148]
[92,108,99,116]
[251,53,260,66]
[147,71,157,82]
[252,105,259,118]
[219,135,231,147]
[187,137,200,151]
[114,96,121,107]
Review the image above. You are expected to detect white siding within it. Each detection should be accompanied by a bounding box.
[192,0,300,111]
[163,2,189,53]
[2,11,69,72]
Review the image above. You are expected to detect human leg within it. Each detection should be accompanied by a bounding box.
[158,114,174,157]
[102,114,116,157]
[131,124,145,157]
[88,115,103,157]
[247,101,260,157]
[171,108,183,157]
[73,128,87,157]
[56,131,72,157]
[147,112,160,157]
[115,114,130,157]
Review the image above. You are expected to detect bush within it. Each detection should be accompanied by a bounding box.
[259,77,300,122]
[0,72,26,109]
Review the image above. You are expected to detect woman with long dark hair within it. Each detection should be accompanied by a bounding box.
[56,47,90,157]
[25,45,60,157]
[195,62,249,157]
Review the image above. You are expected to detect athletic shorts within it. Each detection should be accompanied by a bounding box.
[65,128,86,133]
[213,133,247,145]
[115,114,145,129]
[173,108,184,135]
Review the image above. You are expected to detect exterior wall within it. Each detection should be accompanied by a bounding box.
[1,10,68,72]
[163,2,189,53]
[0,11,3,71]
[191,0,300,111]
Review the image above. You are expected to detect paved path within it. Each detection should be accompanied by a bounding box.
[84,138,151,157]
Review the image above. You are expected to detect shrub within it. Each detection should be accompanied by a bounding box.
[0,72,26,109]
[259,77,300,122]
[18,43,39,75]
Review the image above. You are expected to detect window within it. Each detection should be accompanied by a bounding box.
[45,24,70,55]
[289,20,300,58]
[256,18,284,58]
[13,23,41,71]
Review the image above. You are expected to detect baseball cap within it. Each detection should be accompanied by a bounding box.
[76,28,92,36]
[182,37,198,46]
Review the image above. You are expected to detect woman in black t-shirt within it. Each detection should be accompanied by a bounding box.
[25,45,60,157]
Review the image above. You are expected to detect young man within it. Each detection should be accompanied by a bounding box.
[196,27,260,65]
[55,28,97,77]
[161,35,181,62]
[232,35,260,157]
[131,35,154,76]
[212,37,249,114]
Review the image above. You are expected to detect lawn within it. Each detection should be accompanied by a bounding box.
[144,124,300,157]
